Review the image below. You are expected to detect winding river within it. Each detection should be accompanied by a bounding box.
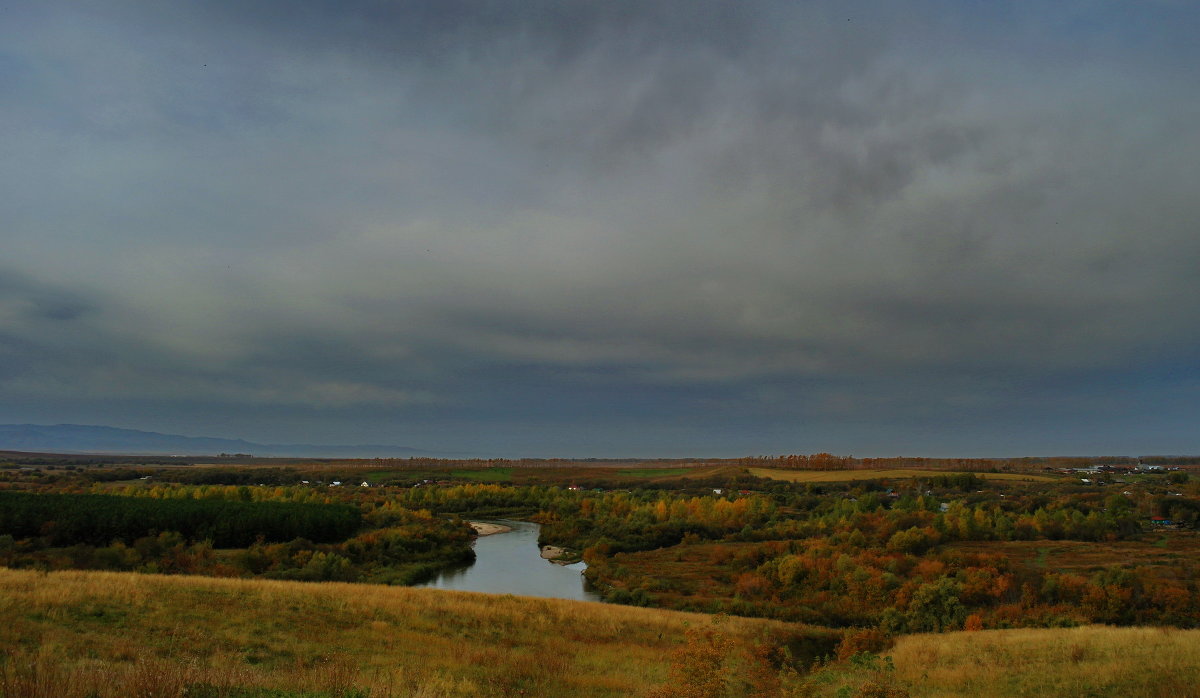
[416,519,601,602]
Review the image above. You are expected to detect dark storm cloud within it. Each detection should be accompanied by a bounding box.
[2,1,1199,453]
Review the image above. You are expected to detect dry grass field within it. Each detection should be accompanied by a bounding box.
[891,626,1200,697]
[0,567,800,697]
[4,568,1200,697]
[749,468,1059,483]
[793,626,1200,697]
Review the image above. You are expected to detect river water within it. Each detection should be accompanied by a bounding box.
[416,519,601,602]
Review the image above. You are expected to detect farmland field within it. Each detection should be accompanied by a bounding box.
[362,467,514,483]
[749,467,1060,483]
[619,467,705,478]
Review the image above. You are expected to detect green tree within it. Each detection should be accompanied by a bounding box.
[906,579,967,632]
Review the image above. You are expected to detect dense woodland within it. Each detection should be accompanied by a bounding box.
[1,454,1198,638]
[0,491,360,546]
[0,475,475,585]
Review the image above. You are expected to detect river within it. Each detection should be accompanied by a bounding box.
[415,519,601,602]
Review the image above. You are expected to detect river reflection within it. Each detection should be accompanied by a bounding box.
[416,519,601,602]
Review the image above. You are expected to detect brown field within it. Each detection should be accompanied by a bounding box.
[948,535,1200,573]
[749,467,1059,483]
[603,542,755,609]
[511,464,732,485]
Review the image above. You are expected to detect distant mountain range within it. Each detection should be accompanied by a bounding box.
[0,424,438,458]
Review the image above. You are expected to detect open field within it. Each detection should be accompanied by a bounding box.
[0,567,815,697]
[356,464,731,487]
[891,626,1200,697]
[618,467,700,478]
[797,626,1200,697]
[749,467,1060,483]
[4,569,1200,697]
[361,467,515,484]
[948,535,1200,573]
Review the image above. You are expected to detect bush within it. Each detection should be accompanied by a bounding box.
[837,629,892,661]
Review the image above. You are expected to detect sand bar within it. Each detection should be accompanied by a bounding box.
[469,521,513,536]
[540,545,567,560]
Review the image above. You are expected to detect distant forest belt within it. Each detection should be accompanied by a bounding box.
[749,468,1059,483]
[0,491,361,547]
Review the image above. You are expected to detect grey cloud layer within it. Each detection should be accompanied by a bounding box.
[2,1,1198,452]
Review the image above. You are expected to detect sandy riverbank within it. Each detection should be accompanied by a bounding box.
[469,522,513,536]
[540,545,582,565]
[539,545,566,559]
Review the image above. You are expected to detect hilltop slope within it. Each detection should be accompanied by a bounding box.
[0,568,816,697]
[2,568,1199,697]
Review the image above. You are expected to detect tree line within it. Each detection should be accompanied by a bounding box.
[0,491,361,547]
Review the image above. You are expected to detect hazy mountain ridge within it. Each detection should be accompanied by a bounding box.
[0,423,432,458]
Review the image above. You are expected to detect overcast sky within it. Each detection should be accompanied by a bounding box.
[2,1,1198,457]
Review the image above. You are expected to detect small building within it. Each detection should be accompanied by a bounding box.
[360,481,370,487]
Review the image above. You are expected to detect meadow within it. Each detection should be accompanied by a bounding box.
[3,568,1199,697]
[803,626,1200,697]
[0,567,821,697]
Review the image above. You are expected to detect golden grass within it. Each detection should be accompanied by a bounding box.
[749,468,1059,483]
[0,567,793,697]
[793,625,1200,697]
[6,569,1199,697]
[888,626,1200,697]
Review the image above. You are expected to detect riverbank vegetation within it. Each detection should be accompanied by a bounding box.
[3,455,1199,629]
[0,487,475,586]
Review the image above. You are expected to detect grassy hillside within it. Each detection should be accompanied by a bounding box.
[801,626,1200,697]
[3,569,1200,697]
[0,568,819,697]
